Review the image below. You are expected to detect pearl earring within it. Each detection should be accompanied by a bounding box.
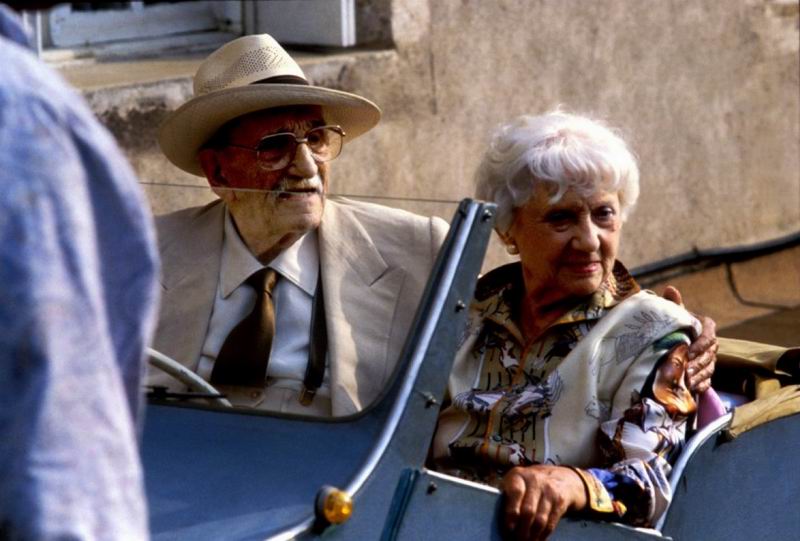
[506,242,519,255]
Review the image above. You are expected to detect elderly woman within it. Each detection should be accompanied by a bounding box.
[432,111,713,539]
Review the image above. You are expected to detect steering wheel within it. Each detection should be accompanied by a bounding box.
[146,347,233,408]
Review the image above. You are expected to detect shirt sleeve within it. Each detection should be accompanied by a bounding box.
[0,45,158,539]
[575,332,693,526]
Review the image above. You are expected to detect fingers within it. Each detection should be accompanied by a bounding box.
[515,479,541,541]
[688,350,717,392]
[661,288,718,365]
[688,316,717,358]
[661,294,718,393]
[685,314,718,393]
[687,317,718,392]
[502,469,527,537]
[662,285,684,306]
[502,466,572,541]
[687,335,716,361]
[530,495,565,541]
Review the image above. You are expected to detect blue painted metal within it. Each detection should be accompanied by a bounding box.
[142,199,495,540]
[660,412,800,540]
[296,200,496,540]
[379,469,420,541]
[142,198,800,540]
[142,405,383,540]
[388,470,666,541]
[655,413,734,531]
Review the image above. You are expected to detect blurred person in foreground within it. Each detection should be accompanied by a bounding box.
[432,111,713,540]
[0,2,160,539]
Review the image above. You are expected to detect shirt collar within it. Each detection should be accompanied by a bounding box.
[269,227,319,296]
[472,260,641,341]
[552,260,641,326]
[220,209,319,298]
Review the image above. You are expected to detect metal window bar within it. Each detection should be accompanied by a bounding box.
[20,11,43,58]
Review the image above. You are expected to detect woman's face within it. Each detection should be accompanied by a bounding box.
[505,184,622,308]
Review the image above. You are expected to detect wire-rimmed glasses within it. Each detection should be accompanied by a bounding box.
[226,125,346,171]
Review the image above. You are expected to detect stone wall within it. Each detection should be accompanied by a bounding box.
[80,0,799,271]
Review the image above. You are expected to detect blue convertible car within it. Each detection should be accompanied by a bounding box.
[143,199,800,540]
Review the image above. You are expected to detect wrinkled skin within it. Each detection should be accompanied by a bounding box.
[501,185,622,340]
[501,465,587,541]
[197,106,330,264]
[661,286,718,393]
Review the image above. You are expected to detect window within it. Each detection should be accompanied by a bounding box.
[28,1,239,62]
[247,0,356,48]
[26,0,359,63]
[48,1,240,48]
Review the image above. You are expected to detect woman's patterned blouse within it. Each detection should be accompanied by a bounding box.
[431,261,699,526]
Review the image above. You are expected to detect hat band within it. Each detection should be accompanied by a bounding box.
[252,75,310,86]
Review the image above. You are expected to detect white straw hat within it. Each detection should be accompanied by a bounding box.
[158,34,381,176]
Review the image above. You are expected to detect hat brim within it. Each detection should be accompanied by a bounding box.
[158,84,381,176]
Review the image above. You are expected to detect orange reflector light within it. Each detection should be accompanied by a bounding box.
[316,486,353,525]
[323,489,352,524]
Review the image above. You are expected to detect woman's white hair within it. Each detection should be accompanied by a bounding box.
[474,110,640,234]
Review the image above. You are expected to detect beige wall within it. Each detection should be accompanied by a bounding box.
[332,0,800,269]
[80,0,799,271]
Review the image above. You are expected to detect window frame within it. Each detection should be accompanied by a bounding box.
[26,0,359,63]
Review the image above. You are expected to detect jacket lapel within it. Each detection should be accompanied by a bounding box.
[319,200,406,416]
[153,198,409,414]
[152,201,224,374]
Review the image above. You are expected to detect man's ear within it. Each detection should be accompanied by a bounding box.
[198,148,234,203]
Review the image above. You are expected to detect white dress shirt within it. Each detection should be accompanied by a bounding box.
[197,210,331,410]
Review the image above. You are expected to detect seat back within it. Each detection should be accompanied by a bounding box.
[659,411,800,540]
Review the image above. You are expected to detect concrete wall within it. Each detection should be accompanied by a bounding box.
[334,0,800,269]
[79,0,800,271]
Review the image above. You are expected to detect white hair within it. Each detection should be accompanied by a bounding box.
[474,110,640,234]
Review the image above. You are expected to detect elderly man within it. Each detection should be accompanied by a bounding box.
[148,34,448,417]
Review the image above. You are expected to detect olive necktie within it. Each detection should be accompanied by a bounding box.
[210,268,278,386]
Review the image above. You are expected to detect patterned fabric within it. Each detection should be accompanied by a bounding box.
[0,7,160,540]
[432,261,701,526]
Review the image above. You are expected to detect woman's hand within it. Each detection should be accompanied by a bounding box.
[662,285,718,393]
[501,464,587,541]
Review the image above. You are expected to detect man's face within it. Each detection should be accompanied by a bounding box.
[199,107,330,259]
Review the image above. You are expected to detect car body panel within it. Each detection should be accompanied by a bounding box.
[142,199,799,540]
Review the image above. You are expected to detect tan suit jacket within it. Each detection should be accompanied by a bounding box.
[149,198,448,416]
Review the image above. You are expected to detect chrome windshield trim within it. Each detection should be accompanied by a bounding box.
[654,412,733,532]
[424,469,501,494]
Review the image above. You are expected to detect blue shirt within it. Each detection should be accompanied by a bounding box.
[0,6,159,539]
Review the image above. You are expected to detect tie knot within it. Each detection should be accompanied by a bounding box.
[247,268,278,294]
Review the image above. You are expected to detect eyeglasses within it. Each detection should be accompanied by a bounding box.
[225,125,346,171]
